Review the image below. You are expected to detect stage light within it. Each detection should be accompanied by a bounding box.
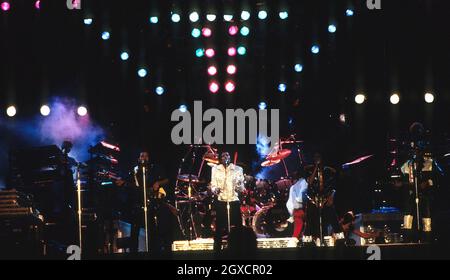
[77,106,88,117]
[288,117,294,125]
[425,92,435,103]
[240,26,250,36]
[191,28,201,38]
[171,13,181,23]
[311,45,320,54]
[179,104,187,113]
[226,65,237,75]
[237,46,246,55]
[35,1,40,10]
[6,106,16,117]
[155,86,165,95]
[195,48,204,57]
[294,64,303,73]
[1,2,10,11]
[149,16,158,24]
[258,10,268,20]
[227,47,237,56]
[189,12,199,22]
[225,81,235,93]
[202,27,212,37]
[228,26,239,36]
[241,11,250,21]
[346,9,354,17]
[355,94,366,104]
[390,93,400,105]
[339,113,346,124]
[207,66,217,76]
[278,83,287,92]
[205,48,215,58]
[101,31,110,40]
[328,24,337,33]
[40,105,51,116]
[120,51,129,61]
[258,102,267,110]
[279,11,288,20]
[223,14,233,22]
[137,68,147,78]
[206,14,216,22]
[84,18,93,25]
[209,81,219,93]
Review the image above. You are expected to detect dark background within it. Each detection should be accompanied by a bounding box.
[0,0,449,215]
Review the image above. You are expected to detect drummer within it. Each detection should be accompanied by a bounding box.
[286,169,308,239]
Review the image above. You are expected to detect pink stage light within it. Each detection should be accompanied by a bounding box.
[227,47,236,56]
[226,65,237,75]
[1,2,11,11]
[202,27,212,37]
[35,0,40,9]
[225,81,235,93]
[209,81,219,93]
[228,25,239,36]
[205,48,215,58]
[207,66,217,76]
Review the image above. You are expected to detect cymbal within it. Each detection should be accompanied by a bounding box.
[261,159,281,167]
[177,174,206,184]
[203,152,219,165]
[280,140,304,144]
[266,149,292,161]
[342,155,374,167]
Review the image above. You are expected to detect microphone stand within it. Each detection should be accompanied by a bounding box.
[142,164,149,252]
[317,167,323,246]
[224,167,231,233]
[411,147,421,232]
[76,164,83,254]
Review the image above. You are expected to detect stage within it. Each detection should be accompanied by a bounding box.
[90,243,450,260]
[1,0,450,262]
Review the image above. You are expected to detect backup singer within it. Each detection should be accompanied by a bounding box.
[210,152,246,251]
[128,151,171,252]
[398,123,442,242]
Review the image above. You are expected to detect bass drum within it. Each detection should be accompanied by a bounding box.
[252,204,293,238]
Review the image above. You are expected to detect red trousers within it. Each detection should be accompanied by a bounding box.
[292,209,305,239]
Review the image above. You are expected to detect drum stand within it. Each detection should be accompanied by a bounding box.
[187,183,198,240]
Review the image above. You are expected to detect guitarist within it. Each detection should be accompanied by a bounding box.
[303,153,343,244]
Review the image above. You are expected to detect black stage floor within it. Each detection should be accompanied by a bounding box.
[95,243,450,260]
[3,242,450,260]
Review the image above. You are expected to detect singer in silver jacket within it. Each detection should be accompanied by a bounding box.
[210,152,246,251]
[210,162,246,202]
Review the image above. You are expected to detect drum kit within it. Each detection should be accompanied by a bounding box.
[172,135,305,240]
